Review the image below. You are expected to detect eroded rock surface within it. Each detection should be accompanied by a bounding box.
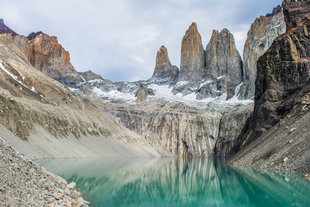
[240,6,286,99]
[28,33,83,86]
[229,0,310,175]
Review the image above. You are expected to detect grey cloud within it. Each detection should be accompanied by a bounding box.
[0,0,282,81]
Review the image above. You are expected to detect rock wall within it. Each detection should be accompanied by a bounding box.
[228,0,310,174]
[102,100,253,158]
[214,104,253,160]
[240,7,286,99]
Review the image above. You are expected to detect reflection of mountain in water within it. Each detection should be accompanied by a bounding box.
[38,158,310,207]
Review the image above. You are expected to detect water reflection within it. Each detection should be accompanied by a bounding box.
[38,158,310,207]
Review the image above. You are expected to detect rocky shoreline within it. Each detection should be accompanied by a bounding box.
[0,137,89,207]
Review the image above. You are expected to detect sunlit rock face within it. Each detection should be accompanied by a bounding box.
[151,46,179,84]
[28,32,83,86]
[239,6,286,99]
[179,22,205,82]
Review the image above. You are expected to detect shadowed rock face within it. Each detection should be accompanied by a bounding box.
[239,7,286,99]
[205,28,243,88]
[283,0,310,29]
[228,0,310,174]
[151,46,179,83]
[0,19,17,36]
[179,22,205,81]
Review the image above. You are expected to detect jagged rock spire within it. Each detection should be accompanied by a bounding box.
[205,28,243,86]
[151,45,179,83]
[179,22,205,81]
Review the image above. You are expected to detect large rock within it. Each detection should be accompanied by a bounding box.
[151,46,179,84]
[214,104,253,160]
[178,22,205,81]
[28,33,83,86]
[240,7,286,99]
[205,28,243,87]
[228,0,310,174]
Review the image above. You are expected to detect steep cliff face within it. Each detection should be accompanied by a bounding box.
[151,46,179,84]
[101,100,253,158]
[214,104,253,160]
[240,7,286,99]
[102,101,221,157]
[229,0,310,174]
[205,29,243,87]
[28,33,83,86]
[178,23,205,81]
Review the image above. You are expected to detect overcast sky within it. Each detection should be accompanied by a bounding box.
[1,0,282,81]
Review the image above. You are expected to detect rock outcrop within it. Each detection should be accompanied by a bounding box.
[28,33,83,86]
[0,19,17,36]
[240,6,286,99]
[151,46,179,84]
[228,0,310,175]
[79,70,103,82]
[178,23,205,81]
[205,29,243,86]
[205,28,243,99]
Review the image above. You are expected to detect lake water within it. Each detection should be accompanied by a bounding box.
[37,158,310,207]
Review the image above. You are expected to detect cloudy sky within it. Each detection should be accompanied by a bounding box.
[1,0,282,81]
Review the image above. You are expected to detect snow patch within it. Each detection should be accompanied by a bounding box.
[92,87,136,102]
[0,58,30,90]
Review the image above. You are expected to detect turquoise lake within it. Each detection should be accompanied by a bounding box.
[37,158,310,207]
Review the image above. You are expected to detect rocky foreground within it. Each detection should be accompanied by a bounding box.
[0,137,89,207]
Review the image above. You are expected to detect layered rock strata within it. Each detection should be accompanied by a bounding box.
[101,100,253,158]
[228,0,310,175]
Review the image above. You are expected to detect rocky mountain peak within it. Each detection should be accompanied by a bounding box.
[155,45,171,68]
[266,5,282,17]
[0,19,17,36]
[28,32,83,86]
[179,22,205,81]
[205,28,243,88]
[151,45,179,83]
[27,31,47,41]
